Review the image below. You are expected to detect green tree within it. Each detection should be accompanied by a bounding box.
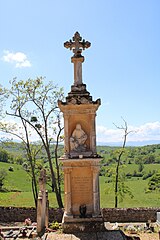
[138,162,144,172]
[0,168,7,191]
[148,172,160,191]
[5,77,64,208]
[144,154,155,164]
[0,148,9,162]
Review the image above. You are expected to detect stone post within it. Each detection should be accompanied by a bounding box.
[37,169,47,236]
[37,191,43,235]
[45,190,49,228]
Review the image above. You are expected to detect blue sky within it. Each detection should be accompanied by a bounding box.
[0,0,160,145]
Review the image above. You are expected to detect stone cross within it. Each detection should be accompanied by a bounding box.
[64,31,91,58]
[64,32,91,86]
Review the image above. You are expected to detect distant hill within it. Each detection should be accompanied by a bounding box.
[98,140,160,147]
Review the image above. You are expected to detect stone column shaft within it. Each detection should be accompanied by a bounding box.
[90,114,96,154]
[64,168,72,215]
[64,115,69,155]
[71,57,84,86]
[92,167,100,216]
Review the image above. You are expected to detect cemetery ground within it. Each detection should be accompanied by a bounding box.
[0,222,160,240]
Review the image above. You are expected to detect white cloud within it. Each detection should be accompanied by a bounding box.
[2,50,31,68]
[97,121,160,144]
[1,119,160,145]
[0,118,62,143]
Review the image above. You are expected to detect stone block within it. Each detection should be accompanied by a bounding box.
[62,217,106,233]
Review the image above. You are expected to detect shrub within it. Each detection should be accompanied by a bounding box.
[49,221,61,231]
[148,172,160,191]
[142,171,153,180]
[0,149,9,163]
[8,166,14,172]
[126,172,132,178]
[0,168,7,191]
[132,170,143,178]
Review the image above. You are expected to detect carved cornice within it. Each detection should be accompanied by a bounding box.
[63,167,73,174]
[58,100,101,114]
[60,158,102,168]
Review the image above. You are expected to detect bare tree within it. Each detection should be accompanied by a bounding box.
[113,118,133,208]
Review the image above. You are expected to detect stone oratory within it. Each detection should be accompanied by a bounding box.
[58,32,103,232]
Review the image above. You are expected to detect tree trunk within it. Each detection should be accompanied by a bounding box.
[46,148,63,208]
[28,155,38,205]
[115,164,119,208]
[55,129,62,198]
[32,177,37,207]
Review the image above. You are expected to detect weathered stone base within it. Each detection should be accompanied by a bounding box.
[48,231,131,240]
[74,231,130,240]
[58,230,128,240]
[62,216,106,233]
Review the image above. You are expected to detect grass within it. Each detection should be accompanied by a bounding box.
[0,162,31,192]
[124,163,160,174]
[100,175,160,208]
[0,162,160,208]
[0,191,60,207]
[0,162,62,207]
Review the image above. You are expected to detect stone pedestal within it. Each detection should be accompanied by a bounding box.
[62,216,105,233]
[61,158,101,217]
[60,157,103,233]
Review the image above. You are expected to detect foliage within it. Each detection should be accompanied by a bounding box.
[0,148,9,163]
[1,77,64,208]
[98,144,160,167]
[142,171,155,180]
[106,163,133,204]
[8,166,14,172]
[138,162,144,172]
[49,221,61,231]
[148,172,160,191]
[0,168,7,191]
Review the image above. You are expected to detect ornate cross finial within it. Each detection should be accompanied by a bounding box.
[64,32,91,57]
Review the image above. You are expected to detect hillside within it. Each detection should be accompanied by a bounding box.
[0,143,160,208]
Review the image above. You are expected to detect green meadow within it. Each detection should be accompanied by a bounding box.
[0,161,160,208]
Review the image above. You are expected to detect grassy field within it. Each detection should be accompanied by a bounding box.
[100,177,160,208]
[0,162,160,208]
[0,162,31,192]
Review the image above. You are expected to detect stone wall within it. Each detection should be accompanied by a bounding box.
[0,207,160,223]
[102,208,160,223]
[0,207,63,223]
